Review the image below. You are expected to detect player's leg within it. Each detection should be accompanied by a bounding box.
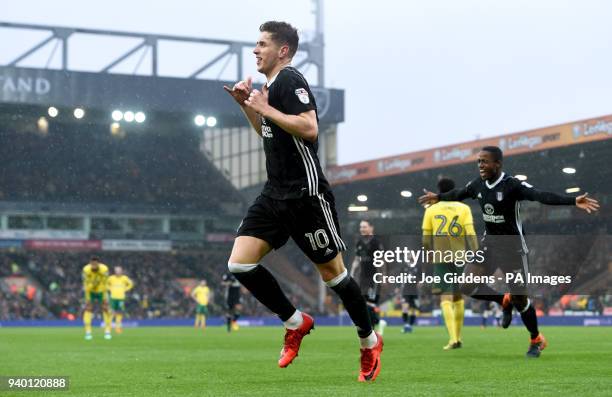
[195,305,202,328]
[195,307,201,328]
[509,253,546,357]
[317,256,375,345]
[315,254,383,381]
[436,263,458,349]
[462,257,514,327]
[230,231,313,368]
[232,303,242,329]
[401,302,410,332]
[461,262,504,305]
[229,196,299,330]
[408,297,418,328]
[101,297,112,339]
[440,294,456,349]
[402,296,417,333]
[292,191,382,381]
[225,304,232,332]
[110,299,123,333]
[201,305,208,330]
[83,294,93,340]
[365,290,382,335]
[451,293,464,347]
[228,236,298,322]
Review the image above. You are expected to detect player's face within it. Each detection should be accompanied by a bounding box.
[254,32,283,75]
[359,221,374,236]
[91,261,99,271]
[115,266,123,275]
[477,151,501,181]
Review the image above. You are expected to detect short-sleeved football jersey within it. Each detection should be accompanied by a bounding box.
[422,201,476,255]
[82,263,109,293]
[260,66,331,200]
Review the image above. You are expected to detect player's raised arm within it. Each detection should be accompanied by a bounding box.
[223,76,263,135]
[516,180,600,213]
[419,184,473,207]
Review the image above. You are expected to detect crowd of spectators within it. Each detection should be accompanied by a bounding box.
[0,125,243,213]
[0,246,323,321]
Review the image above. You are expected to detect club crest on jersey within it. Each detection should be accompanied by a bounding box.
[496,192,503,201]
[295,88,310,104]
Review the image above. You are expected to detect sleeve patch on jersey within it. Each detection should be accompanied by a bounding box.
[295,88,310,104]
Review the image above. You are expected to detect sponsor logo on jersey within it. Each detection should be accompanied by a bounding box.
[477,192,482,198]
[483,214,505,223]
[261,125,273,138]
[295,88,310,104]
[483,203,505,223]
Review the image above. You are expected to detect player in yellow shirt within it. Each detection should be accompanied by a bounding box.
[82,256,112,340]
[106,266,134,334]
[422,178,479,350]
[191,280,210,330]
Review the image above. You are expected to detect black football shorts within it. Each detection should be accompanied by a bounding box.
[237,191,346,264]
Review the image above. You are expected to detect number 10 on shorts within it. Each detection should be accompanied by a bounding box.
[305,229,330,251]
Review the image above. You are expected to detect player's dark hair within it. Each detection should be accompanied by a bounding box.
[91,256,99,261]
[360,219,373,226]
[260,21,299,58]
[481,146,503,162]
[437,178,455,194]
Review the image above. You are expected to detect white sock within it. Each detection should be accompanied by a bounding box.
[283,310,304,330]
[359,331,378,349]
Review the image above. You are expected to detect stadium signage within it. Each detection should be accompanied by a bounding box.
[433,147,474,163]
[377,158,413,172]
[0,240,23,249]
[0,75,50,96]
[572,121,612,139]
[25,240,102,251]
[102,239,172,252]
[0,230,88,240]
[327,114,612,185]
[0,66,344,125]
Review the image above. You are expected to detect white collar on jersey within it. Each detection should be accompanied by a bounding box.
[266,64,292,87]
[485,172,505,189]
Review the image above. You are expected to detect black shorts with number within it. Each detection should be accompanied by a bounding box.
[237,191,346,264]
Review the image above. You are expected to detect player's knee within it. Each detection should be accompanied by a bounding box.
[316,255,346,282]
[227,262,258,274]
[321,267,348,286]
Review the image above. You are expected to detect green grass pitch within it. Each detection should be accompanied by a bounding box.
[1,326,610,396]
